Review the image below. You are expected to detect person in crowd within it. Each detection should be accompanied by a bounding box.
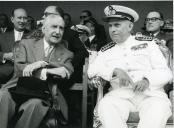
[80,10,107,42]
[143,11,173,46]
[0,8,28,85]
[143,11,173,95]
[162,19,173,54]
[83,17,106,51]
[0,13,13,33]
[87,5,172,128]
[0,14,74,128]
[26,5,88,125]
[25,15,36,32]
[28,5,88,84]
[63,13,73,29]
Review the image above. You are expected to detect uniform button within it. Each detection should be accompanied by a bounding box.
[126,62,129,65]
[57,58,61,61]
[124,54,127,57]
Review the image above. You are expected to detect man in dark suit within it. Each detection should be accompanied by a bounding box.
[143,11,173,46]
[80,10,107,42]
[0,14,74,128]
[0,13,13,34]
[0,8,28,85]
[142,11,173,96]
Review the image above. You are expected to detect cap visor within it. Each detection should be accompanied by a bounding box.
[102,16,130,22]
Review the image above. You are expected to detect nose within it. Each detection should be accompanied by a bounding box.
[55,27,61,34]
[20,17,27,23]
[110,26,116,32]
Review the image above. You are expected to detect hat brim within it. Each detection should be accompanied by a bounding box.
[102,16,132,22]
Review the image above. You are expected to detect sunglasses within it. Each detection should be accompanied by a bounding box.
[145,17,161,22]
[80,15,88,19]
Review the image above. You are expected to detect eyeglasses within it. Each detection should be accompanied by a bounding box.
[43,12,59,17]
[145,17,161,22]
[80,15,88,19]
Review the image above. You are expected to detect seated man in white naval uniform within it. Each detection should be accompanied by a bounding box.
[87,5,172,128]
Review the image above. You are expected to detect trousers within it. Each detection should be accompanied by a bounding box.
[97,90,172,128]
[0,90,49,128]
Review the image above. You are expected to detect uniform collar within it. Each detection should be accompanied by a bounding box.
[116,35,133,47]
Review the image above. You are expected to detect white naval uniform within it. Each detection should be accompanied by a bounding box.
[87,35,172,128]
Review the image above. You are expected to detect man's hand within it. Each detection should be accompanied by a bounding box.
[133,78,149,92]
[88,76,106,89]
[3,52,14,61]
[23,61,48,77]
[47,67,68,78]
[112,68,134,87]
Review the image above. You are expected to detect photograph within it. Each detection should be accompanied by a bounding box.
[0,1,173,128]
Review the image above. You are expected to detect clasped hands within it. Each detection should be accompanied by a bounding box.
[23,61,48,77]
[23,61,68,79]
[89,68,149,92]
[111,68,149,92]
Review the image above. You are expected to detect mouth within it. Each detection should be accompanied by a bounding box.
[52,35,61,40]
[19,24,25,27]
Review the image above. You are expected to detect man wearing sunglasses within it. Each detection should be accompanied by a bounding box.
[144,11,173,96]
[144,11,172,46]
[80,10,107,42]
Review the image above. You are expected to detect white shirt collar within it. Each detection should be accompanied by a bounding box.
[89,35,95,42]
[153,31,160,37]
[43,38,50,51]
[14,29,24,41]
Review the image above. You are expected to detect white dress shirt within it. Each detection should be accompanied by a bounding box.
[40,38,70,80]
[14,29,24,42]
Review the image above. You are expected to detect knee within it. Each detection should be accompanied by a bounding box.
[26,99,42,108]
[19,99,43,112]
[141,98,171,118]
[98,97,116,115]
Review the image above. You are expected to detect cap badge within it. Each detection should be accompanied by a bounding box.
[108,5,117,16]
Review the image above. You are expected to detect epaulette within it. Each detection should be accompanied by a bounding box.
[135,32,153,41]
[100,42,116,52]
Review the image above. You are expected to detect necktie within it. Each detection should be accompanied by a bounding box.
[16,32,22,41]
[45,46,53,57]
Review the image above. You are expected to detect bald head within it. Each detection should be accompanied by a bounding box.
[42,15,65,45]
[11,8,28,31]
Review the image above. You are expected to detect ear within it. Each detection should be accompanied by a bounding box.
[11,17,14,23]
[160,20,164,27]
[42,25,45,34]
[128,22,134,31]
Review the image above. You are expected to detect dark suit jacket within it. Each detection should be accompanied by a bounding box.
[142,31,173,45]
[63,28,88,84]
[0,30,29,84]
[95,23,107,42]
[84,35,106,51]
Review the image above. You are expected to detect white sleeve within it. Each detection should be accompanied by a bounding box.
[143,42,172,90]
[87,53,114,81]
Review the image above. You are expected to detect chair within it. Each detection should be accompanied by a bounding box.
[70,58,89,128]
[93,84,174,128]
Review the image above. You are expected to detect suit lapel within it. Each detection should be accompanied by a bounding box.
[33,39,45,61]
